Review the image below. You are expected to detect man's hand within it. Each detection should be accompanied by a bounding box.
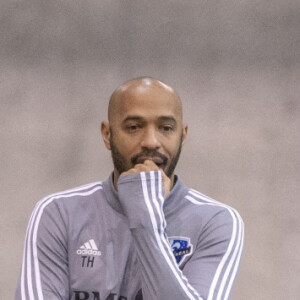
[122,160,171,198]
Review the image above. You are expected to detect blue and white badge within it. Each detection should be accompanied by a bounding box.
[168,236,193,265]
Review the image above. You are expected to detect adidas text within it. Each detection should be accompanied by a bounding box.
[77,249,101,256]
[77,239,101,256]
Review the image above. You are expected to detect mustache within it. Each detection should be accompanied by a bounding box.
[131,150,168,166]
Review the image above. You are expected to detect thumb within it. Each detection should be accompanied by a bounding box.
[160,171,171,198]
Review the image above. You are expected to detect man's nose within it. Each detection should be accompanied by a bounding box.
[140,127,161,149]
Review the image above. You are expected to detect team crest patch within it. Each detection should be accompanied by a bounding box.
[168,236,193,265]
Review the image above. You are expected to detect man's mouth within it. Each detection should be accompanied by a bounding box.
[131,151,168,168]
[136,156,164,167]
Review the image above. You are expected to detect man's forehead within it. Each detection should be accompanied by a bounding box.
[108,77,182,122]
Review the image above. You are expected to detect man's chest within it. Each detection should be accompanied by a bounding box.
[67,211,141,299]
[65,203,199,299]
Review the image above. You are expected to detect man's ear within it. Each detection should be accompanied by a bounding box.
[101,122,111,150]
[181,125,188,145]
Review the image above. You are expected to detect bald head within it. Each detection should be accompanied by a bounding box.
[108,77,183,123]
[101,77,188,183]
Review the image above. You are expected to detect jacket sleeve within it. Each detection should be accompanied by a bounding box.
[117,171,244,300]
[15,197,69,300]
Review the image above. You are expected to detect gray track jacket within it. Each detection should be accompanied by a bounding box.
[15,171,244,300]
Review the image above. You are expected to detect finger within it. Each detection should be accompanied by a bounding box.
[122,163,154,175]
[122,160,161,176]
[143,159,160,170]
[160,170,171,198]
[134,163,152,172]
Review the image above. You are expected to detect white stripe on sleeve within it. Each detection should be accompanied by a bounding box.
[185,190,244,300]
[21,183,102,300]
[141,172,203,300]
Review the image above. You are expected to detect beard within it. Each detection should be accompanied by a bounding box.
[109,130,183,178]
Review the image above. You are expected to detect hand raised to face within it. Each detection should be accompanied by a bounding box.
[121,159,171,198]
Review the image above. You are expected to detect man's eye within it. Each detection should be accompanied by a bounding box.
[161,125,173,132]
[127,125,139,131]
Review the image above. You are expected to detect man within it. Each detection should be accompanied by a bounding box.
[16,77,244,300]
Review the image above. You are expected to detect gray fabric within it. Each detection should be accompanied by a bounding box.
[15,171,244,300]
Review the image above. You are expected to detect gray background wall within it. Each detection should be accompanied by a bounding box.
[1,1,299,299]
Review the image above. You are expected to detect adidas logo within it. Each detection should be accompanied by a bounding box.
[76,239,101,256]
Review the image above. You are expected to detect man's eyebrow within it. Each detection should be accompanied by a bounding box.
[157,116,177,123]
[122,115,177,124]
[122,115,145,123]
